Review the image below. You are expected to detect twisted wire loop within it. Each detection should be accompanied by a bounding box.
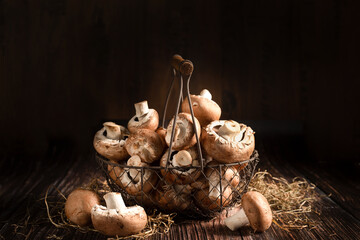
[94,55,260,218]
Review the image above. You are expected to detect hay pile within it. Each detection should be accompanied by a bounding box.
[249,171,319,230]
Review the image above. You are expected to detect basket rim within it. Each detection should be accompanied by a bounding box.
[95,150,259,170]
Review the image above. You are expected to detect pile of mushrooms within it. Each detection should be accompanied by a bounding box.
[91,88,265,236]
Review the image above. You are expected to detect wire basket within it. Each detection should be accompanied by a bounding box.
[95,54,259,218]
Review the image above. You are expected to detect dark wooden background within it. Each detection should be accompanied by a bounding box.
[1,0,359,164]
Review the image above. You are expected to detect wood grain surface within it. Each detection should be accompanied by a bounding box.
[0,135,359,240]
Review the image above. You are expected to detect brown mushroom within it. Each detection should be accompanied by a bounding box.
[156,127,167,146]
[201,120,255,164]
[64,189,101,226]
[153,182,192,211]
[165,112,201,150]
[107,156,158,196]
[160,147,201,184]
[224,191,272,232]
[193,161,243,211]
[128,101,159,133]
[93,122,130,162]
[91,192,147,236]
[181,89,221,127]
[125,129,165,163]
[194,184,232,211]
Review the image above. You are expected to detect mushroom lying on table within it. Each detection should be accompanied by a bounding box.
[65,189,101,227]
[224,191,272,232]
[202,120,255,164]
[125,129,165,163]
[160,147,201,184]
[128,100,159,133]
[181,89,221,127]
[93,122,130,162]
[91,192,147,236]
[165,112,201,150]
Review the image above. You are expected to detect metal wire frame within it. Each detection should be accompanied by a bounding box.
[95,150,259,218]
[95,55,260,218]
[163,62,204,171]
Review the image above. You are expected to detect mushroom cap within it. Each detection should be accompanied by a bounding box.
[155,127,167,146]
[242,191,272,232]
[64,189,100,226]
[93,124,130,162]
[91,204,147,236]
[160,147,201,184]
[165,112,201,150]
[206,162,240,189]
[125,129,165,163]
[194,184,233,210]
[153,182,192,211]
[128,108,159,133]
[201,121,255,163]
[107,160,158,196]
[181,94,221,127]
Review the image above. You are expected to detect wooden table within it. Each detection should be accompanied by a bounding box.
[1,135,359,239]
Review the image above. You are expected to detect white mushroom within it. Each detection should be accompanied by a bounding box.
[128,101,159,133]
[224,191,272,232]
[93,122,130,162]
[91,192,147,236]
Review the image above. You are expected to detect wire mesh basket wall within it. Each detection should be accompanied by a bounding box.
[95,54,259,218]
[96,151,259,218]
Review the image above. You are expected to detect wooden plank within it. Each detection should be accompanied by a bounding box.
[1,137,360,239]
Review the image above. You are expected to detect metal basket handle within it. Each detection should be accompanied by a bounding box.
[162,54,204,171]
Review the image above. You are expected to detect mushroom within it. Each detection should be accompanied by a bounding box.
[107,156,158,196]
[201,120,255,163]
[181,89,221,127]
[224,191,272,232]
[91,192,147,236]
[207,163,241,199]
[154,182,192,211]
[194,184,232,211]
[160,147,201,184]
[128,101,159,133]
[93,122,130,162]
[64,189,101,226]
[165,112,201,150]
[155,127,167,146]
[125,129,165,163]
[193,162,242,211]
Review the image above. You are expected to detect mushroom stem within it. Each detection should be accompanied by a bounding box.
[209,181,221,200]
[103,122,121,140]
[135,101,149,117]
[103,192,126,211]
[224,208,250,231]
[200,89,212,100]
[172,150,192,167]
[127,155,144,182]
[218,120,241,141]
